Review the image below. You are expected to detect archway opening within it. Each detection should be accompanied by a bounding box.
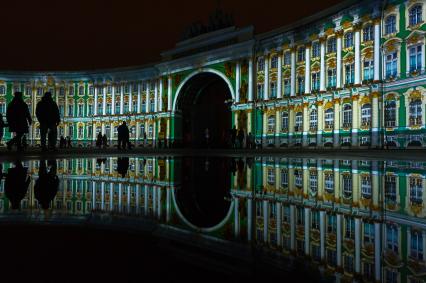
[176,72,232,148]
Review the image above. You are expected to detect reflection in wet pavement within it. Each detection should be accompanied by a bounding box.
[1,156,425,281]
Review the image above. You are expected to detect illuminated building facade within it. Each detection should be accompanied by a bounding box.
[0,0,425,148]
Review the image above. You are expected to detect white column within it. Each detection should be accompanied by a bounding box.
[336,33,342,88]
[320,210,326,260]
[355,217,362,273]
[248,58,254,101]
[247,198,253,241]
[101,182,105,210]
[354,27,361,85]
[336,213,342,267]
[154,80,158,112]
[234,197,239,237]
[102,86,106,116]
[304,207,310,255]
[263,200,268,243]
[374,20,381,81]
[320,39,326,91]
[277,53,282,99]
[120,84,124,115]
[129,84,133,113]
[109,184,113,211]
[94,87,98,115]
[236,61,240,103]
[276,202,282,246]
[167,76,172,111]
[159,79,163,112]
[137,82,141,113]
[144,185,148,215]
[146,82,150,113]
[111,85,115,115]
[305,45,311,94]
[263,56,269,100]
[374,222,382,282]
[290,49,296,96]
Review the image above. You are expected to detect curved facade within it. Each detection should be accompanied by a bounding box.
[1,0,426,148]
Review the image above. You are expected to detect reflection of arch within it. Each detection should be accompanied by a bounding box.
[171,187,234,233]
[172,68,235,112]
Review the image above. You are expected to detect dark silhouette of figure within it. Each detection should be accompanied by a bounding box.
[143,131,147,147]
[230,126,237,148]
[59,136,66,148]
[34,159,59,210]
[96,132,102,148]
[6,92,32,151]
[22,135,28,150]
[102,134,108,148]
[117,121,130,150]
[117,157,129,178]
[0,113,7,144]
[5,161,30,209]
[237,128,245,149]
[247,132,254,149]
[36,92,60,151]
[66,136,72,148]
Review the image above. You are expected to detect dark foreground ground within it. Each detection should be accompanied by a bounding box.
[0,146,424,161]
[0,224,321,282]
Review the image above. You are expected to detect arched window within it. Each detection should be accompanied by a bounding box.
[325,173,334,194]
[327,37,336,53]
[325,108,334,129]
[295,112,303,131]
[342,104,352,127]
[409,4,423,26]
[310,172,318,194]
[344,32,353,48]
[409,99,422,126]
[385,15,397,34]
[363,25,373,42]
[310,109,318,130]
[78,86,84,96]
[267,115,275,132]
[385,100,396,127]
[343,175,352,198]
[281,112,288,131]
[361,103,372,126]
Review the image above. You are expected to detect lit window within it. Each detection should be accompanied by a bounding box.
[363,60,374,80]
[409,5,423,26]
[344,32,353,48]
[409,45,422,73]
[327,37,336,53]
[363,25,374,41]
[409,99,422,126]
[385,52,398,78]
[310,109,317,130]
[385,100,396,127]
[312,42,320,58]
[270,55,278,69]
[297,47,305,62]
[385,15,397,34]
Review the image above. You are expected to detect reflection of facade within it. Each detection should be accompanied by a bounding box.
[232,157,426,282]
[0,1,426,148]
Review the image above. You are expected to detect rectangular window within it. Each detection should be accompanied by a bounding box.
[327,38,336,53]
[312,73,320,91]
[386,52,398,78]
[327,68,336,88]
[270,82,277,98]
[363,60,374,81]
[297,47,305,62]
[312,42,320,58]
[409,45,422,73]
[345,63,355,84]
[284,52,291,65]
[270,55,278,69]
[297,77,304,94]
[284,79,291,96]
[257,84,264,100]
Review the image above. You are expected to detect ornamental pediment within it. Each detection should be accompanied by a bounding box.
[406,30,425,45]
[383,38,402,53]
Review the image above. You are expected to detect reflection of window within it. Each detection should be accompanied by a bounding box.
[309,172,317,193]
[410,177,423,205]
[345,217,355,239]
[267,168,275,185]
[325,174,334,193]
[386,224,399,253]
[364,222,374,244]
[361,175,372,199]
[327,214,336,233]
[385,15,396,34]
[411,230,423,260]
[343,175,352,198]
[385,175,397,203]
[281,169,288,187]
[294,170,302,187]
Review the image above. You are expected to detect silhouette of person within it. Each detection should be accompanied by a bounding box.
[59,136,66,148]
[237,128,245,149]
[66,136,72,148]
[0,113,7,144]
[230,126,237,148]
[5,161,30,210]
[102,134,108,148]
[6,92,32,151]
[117,157,129,178]
[117,121,130,150]
[96,132,102,148]
[36,92,60,151]
[34,159,59,210]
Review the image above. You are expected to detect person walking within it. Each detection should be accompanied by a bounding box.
[102,134,108,148]
[117,121,130,150]
[36,92,60,151]
[0,113,7,145]
[6,92,32,151]
[237,128,245,149]
[96,132,102,148]
[66,136,72,148]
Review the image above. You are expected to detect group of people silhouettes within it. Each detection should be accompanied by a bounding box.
[229,126,255,149]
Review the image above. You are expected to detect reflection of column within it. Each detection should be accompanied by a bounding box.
[136,185,140,214]
[247,197,253,241]
[234,197,239,238]
[276,202,282,247]
[354,217,362,274]
[336,213,343,268]
[109,184,113,212]
[290,205,296,251]
[248,58,253,101]
[92,182,96,210]
[127,186,130,213]
[304,207,310,255]
[157,187,162,219]
[118,184,122,212]
[263,200,268,243]
[153,186,157,216]
[167,76,172,111]
[144,185,148,215]
[374,222,382,282]
[320,210,326,260]
[101,182,105,210]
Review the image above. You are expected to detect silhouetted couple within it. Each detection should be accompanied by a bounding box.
[36,92,60,151]
[117,121,131,150]
[96,132,109,149]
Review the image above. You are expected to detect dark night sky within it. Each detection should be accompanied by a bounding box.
[2,0,341,71]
